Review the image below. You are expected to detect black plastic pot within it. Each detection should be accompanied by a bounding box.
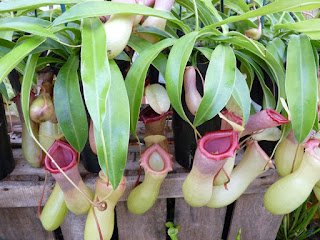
[172,64,220,170]
[80,138,100,173]
[0,94,15,180]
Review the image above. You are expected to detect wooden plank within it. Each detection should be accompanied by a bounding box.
[60,211,87,240]
[227,193,283,240]
[174,198,226,240]
[116,199,167,240]
[0,170,280,208]
[0,207,55,240]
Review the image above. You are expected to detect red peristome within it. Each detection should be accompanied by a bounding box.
[139,105,173,124]
[305,139,320,161]
[45,140,78,174]
[266,109,290,124]
[221,110,243,130]
[242,109,290,136]
[198,130,239,161]
[140,143,172,175]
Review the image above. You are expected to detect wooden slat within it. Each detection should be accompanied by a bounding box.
[60,212,87,240]
[0,167,280,208]
[0,207,55,240]
[116,199,167,240]
[227,193,283,240]
[174,198,227,240]
[0,170,280,208]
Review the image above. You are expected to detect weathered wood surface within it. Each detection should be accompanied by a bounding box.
[0,147,281,208]
[116,199,167,240]
[0,148,280,208]
[60,212,87,240]
[227,193,283,240]
[0,207,55,240]
[174,198,227,240]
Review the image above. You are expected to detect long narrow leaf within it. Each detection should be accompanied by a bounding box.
[0,16,50,27]
[0,36,46,85]
[223,37,285,111]
[194,44,236,126]
[0,82,9,100]
[20,54,40,137]
[286,34,317,143]
[232,69,251,125]
[266,38,286,65]
[0,22,58,40]
[128,35,168,77]
[53,2,190,33]
[165,32,198,123]
[235,51,276,109]
[125,38,176,136]
[94,60,130,189]
[0,0,83,13]
[54,55,88,152]
[275,19,320,40]
[202,0,320,29]
[81,18,110,131]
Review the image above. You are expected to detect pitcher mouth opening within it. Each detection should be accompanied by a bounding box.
[221,110,243,125]
[199,130,239,160]
[45,140,78,174]
[139,105,172,124]
[305,139,320,160]
[266,109,290,124]
[140,144,172,175]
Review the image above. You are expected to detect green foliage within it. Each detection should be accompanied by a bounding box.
[1,0,320,209]
[166,221,181,240]
[277,195,320,240]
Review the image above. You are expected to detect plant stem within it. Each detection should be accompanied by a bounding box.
[192,0,199,31]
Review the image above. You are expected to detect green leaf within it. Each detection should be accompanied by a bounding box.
[238,57,254,90]
[196,47,213,60]
[20,54,40,138]
[54,55,88,152]
[0,0,83,13]
[128,35,168,77]
[94,60,130,189]
[275,19,320,40]
[266,38,286,65]
[232,69,251,125]
[53,2,190,34]
[165,32,198,123]
[36,57,65,70]
[0,16,51,27]
[135,26,172,40]
[31,38,68,59]
[81,18,110,132]
[125,38,176,136]
[235,51,276,109]
[225,0,250,14]
[200,0,229,33]
[0,21,58,41]
[0,82,9,100]
[194,44,236,126]
[175,0,216,26]
[223,37,285,111]
[114,51,131,62]
[203,0,320,29]
[0,36,46,86]
[286,34,317,143]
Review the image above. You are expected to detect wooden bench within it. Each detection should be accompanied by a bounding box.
[0,122,283,240]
